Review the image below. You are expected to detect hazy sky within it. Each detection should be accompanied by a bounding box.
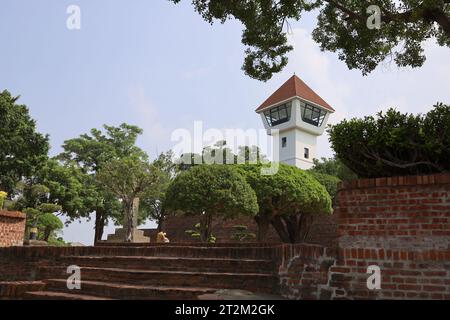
[1,1,449,245]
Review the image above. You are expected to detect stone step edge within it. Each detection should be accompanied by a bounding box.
[40,266,277,277]
[23,291,115,300]
[45,278,219,293]
[59,255,274,263]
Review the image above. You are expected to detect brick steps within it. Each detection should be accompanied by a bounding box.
[39,266,278,293]
[23,290,114,300]
[1,243,283,299]
[57,255,275,273]
[43,279,217,300]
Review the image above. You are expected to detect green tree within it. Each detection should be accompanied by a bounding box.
[37,212,64,242]
[165,164,259,242]
[96,156,161,242]
[307,171,341,204]
[170,0,450,81]
[310,157,358,182]
[177,142,267,170]
[58,124,144,242]
[238,163,332,243]
[0,90,49,194]
[328,103,450,178]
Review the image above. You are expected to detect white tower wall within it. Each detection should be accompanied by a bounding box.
[258,97,331,170]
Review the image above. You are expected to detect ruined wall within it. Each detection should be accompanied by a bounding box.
[142,213,337,246]
[0,211,26,247]
[280,173,450,299]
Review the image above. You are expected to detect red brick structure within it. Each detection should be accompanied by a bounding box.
[0,211,26,247]
[280,173,450,299]
[0,173,449,300]
[142,213,337,246]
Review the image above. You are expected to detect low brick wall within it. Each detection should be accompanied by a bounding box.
[0,211,26,247]
[1,173,449,299]
[141,212,337,246]
[279,173,450,299]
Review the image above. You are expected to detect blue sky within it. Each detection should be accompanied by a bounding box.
[1,1,449,244]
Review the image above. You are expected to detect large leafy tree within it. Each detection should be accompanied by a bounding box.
[165,164,259,242]
[140,151,179,231]
[178,141,267,171]
[310,157,358,181]
[328,103,450,177]
[238,163,332,243]
[170,0,450,80]
[96,156,161,242]
[58,124,145,242]
[0,90,49,194]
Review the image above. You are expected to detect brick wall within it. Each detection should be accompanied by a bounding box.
[278,244,336,299]
[0,211,26,247]
[337,173,450,249]
[142,213,337,246]
[279,173,450,299]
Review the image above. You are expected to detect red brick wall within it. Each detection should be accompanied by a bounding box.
[0,211,26,247]
[337,173,450,249]
[278,244,336,299]
[280,173,450,299]
[142,213,337,246]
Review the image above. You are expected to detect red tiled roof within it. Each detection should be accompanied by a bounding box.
[255,75,334,112]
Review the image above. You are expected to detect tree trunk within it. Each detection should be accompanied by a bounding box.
[157,209,165,232]
[254,215,271,242]
[125,198,139,243]
[44,228,51,242]
[271,213,314,243]
[271,215,291,243]
[157,217,164,232]
[199,213,212,243]
[94,207,106,244]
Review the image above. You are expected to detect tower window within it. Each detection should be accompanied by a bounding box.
[304,148,309,159]
[264,103,291,127]
[281,137,287,148]
[302,104,327,127]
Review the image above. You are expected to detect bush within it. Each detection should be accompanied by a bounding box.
[328,103,450,178]
[307,171,341,203]
[165,164,258,242]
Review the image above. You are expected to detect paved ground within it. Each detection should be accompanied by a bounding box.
[198,289,285,300]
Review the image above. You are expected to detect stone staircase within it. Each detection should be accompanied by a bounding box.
[0,243,282,300]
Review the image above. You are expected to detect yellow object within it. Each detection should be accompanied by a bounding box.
[156,232,170,243]
[30,227,38,233]
[0,191,6,209]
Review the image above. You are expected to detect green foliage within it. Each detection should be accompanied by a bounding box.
[237,163,332,243]
[37,212,64,242]
[177,141,267,170]
[307,171,341,203]
[170,1,450,80]
[165,164,258,242]
[0,90,49,193]
[140,151,179,230]
[328,103,450,178]
[185,223,216,243]
[310,157,358,182]
[23,201,63,242]
[58,123,145,241]
[238,163,332,216]
[97,155,161,241]
[231,225,256,242]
